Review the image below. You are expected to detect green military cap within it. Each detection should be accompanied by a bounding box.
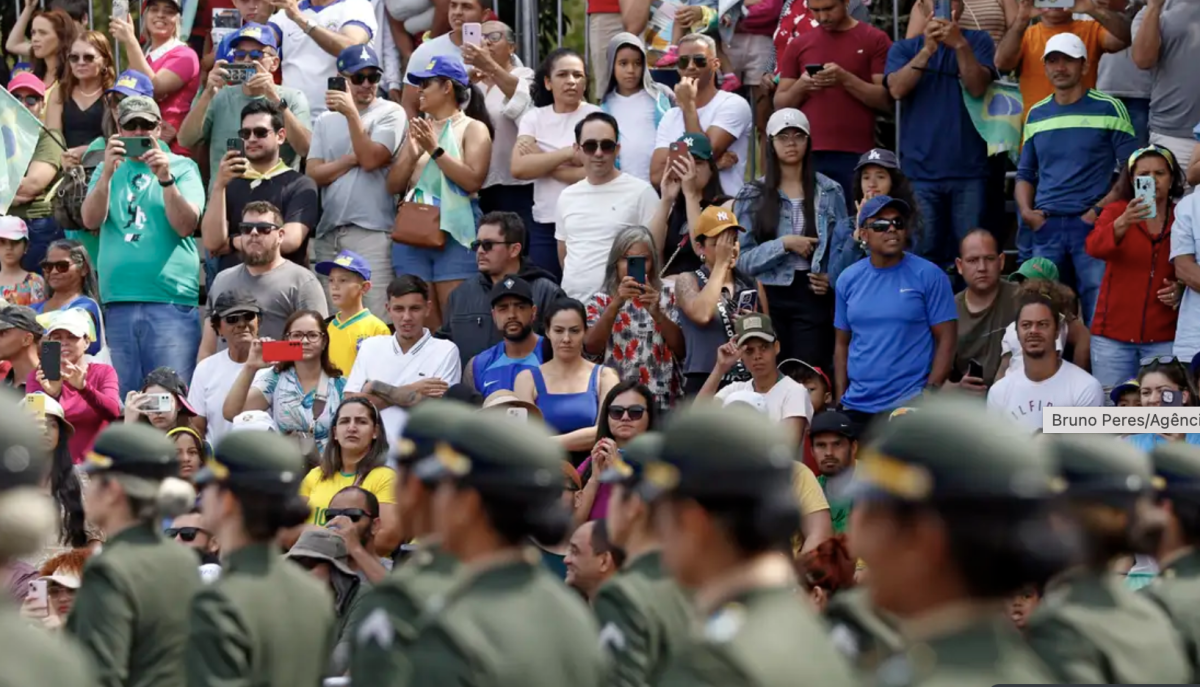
[413,409,566,491]
[83,424,179,497]
[1047,434,1155,497]
[0,391,49,493]
[598,432,663,485]
[844,396,1055,502]
[196,429,304,494]
[636,405,794,502]
[394,401,477,471]
[1149,442,1200,496]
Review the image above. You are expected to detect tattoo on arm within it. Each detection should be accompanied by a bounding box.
[367,381,420,408]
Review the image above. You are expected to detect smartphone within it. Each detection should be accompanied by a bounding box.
[113,0,129,20]
[262,340,304,363]
[328,76,347,92]
[736,289,759,313]
[212,8,242,28]
[804,64,823,76]
[1163,389,1183,407]
[462,22,482,46]
[966,358,984,380]
[117,136,153,158]
[26,392,46,417]
[1135,175,1157,219]
[934,0,952,19]
[40,340,61,382]
[227,137,246,156]
[506,407,529,421]
[27,580,48,618]
[1033,0,1074,7]
[139,393,174,413]
[627,256,647,284]
[224,63,255,85]
[668,140,689,169]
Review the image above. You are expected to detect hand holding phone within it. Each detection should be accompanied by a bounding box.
[1134,176,1157,220]
[736,289,759,314]
[40,341,62,382]
[1162,389,1183,406]
[804,64,824,77]
[227,138,246,157]
[328,76,347,93]
[668,140,690,168]
[261,340,304,363]
[26,580,48,619]
[117,136,154,158]
[462,22,482,46]
[966,358,984,380]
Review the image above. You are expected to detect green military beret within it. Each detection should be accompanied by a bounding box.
[1047,434,1155,497]
[1150,442,1200,497]
[196,430,304,495]
[636,405,794,502]
[598,432,663,485]
[844,396,1055,502]
[413,409,566,491]
[0,392,49,493]
[395,401,477,471]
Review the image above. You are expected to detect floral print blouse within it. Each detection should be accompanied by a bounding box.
[585,288,682,411]
[252,368,346,455]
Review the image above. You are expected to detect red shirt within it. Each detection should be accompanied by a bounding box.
[739,0,785,36]
[778,22,891,154]
[773,0,822,74]
[589,0,620,15]
[1085,200,1178,344]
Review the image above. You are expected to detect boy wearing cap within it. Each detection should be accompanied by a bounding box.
[316,249,391,374]
[268,0,376,118]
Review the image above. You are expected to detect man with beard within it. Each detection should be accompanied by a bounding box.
[810,410,856,534]
[463,277,545,396]
[166,510,220,566]
[953,229,1016,390]
[1027,435,1189,683]
[325,485,389,584]
[1146,443,1200,681]
[987,292,1102,431]
[203,200,328,354]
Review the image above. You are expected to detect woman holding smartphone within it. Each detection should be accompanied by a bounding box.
[1124,357,1200,449]
[651,133,733,278]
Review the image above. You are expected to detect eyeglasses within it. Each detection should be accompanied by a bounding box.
[237,126,274,140]
[68,53,97,64]
[677,55,709,69]
[165,526,208,542]
[470,239,512,252]
[607,404,646,421]
[221,312,257,326]
[324,507,369,523]
[581,139,617,155]
[286,331,324,343]
[483,30,507,43]
[40,260,72,274]
[349,71,383,85]
[231,49,265,61]
[774,131,807,144]
[121,118,156,132]
[866,217,906,232]
[237,222,279,236]
[19,95,41,108]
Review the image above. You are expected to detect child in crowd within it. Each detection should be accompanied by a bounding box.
[1111,379,1140,407]
[1008,583,1042,631]
[0,217,45,307]
[780,358,833,474]
[315,250,391,375]
[600,33,675,184]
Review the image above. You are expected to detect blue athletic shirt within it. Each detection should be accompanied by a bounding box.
[471,336,545,396]
[834,252,957,413]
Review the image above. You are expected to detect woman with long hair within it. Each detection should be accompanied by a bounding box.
[46,31,115,167]
[511,48,599,280]
[583,227,685,411]
[827,149,923,286]
[19,392,89,566]
[574,381,659,524]
[515,299,620,456]
[652,133,732,277]
[388,55,493,332]
[223,310,346,455]
[735,109,847,372]
[32,240,104,360]
[1124,357,1200,449]
[6,7,74,94]
[166,426,206,482]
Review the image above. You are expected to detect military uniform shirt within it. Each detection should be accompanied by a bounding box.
[873,616,1056,687]
[824,588,906,674]
[0,606,93,687]
[1143,549,1200,681]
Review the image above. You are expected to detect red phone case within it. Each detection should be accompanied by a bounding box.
[261,340,303,363]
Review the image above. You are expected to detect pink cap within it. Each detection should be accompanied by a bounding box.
[0,216,28,241]
[7,72,45,98]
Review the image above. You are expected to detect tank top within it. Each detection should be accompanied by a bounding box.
[410,111,477,197]
[530,364,601,435]
[63,94,106,149]
[959,0,1007,45]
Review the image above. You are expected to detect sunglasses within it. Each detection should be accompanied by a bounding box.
[19,95,41,107]
[866,217,905,232]
[232,49,265,61]
[121,118,156,132]
[581,139,617,155]
[677,55,709,69]
[237,222,279,236]
[470,239,512,252]
[40,260,72,274]
[1141,355,1186,368]
[68,53,97,64]
[237,126,274,140]
[286,331,324,343]
[607,404,646,421]
[165,526,208,542]
[325,507,369,523]
[349,71,383,85]
[221,312,257,326]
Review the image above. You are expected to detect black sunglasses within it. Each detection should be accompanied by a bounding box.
[866,217,906,232]
[325,507,369,523]
[40,260,72,274]
[68,53,97,63]
[238,126,274,140]
[232,49,265,60]
[607,404,646,421]
[678,55,708,69]
[222,312,257,326]
[1141,355,1186,369]
[19,94,42,107]
[238,222,280,236]
[121,118,156,132]
[470,239,513,252]
[165,526,208,542]
[350,71,383,85]
[581,139,617,155]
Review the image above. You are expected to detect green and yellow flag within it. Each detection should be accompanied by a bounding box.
[0,88,43,213]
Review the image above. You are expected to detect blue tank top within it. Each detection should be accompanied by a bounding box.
[471,337,545,396]
[530,364,601,435]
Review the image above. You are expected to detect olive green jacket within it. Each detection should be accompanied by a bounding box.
[1,605,93,687]
[1144,549,1200,681]
[825,588,906,674]
[874,615,1056,687]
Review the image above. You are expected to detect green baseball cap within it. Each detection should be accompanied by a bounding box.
[1047,434,1155,498]
[1009,257,1060,283]
[196,429,304,496]
[413,410,565,495]
[83,424,180,498]
[1150,443,1200,497]
[116,95,162,126]
[675,133,713,161]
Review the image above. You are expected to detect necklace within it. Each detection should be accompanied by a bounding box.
[75,84,103,98]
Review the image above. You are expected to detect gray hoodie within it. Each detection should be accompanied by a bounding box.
[598,32,675,112]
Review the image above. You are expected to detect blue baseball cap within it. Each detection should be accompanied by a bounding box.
[228,22,278,50]
[315,250,371,281]
[107,70,155,98]
[406,54,470,87]
[858,194,911,227]
[337,44,381,75]
[855,148,899,172]
[1109,379,1139,405]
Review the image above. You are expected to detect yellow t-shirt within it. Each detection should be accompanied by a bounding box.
[327,309,391,376]
[791,463,831,555]
[300,465,397,526]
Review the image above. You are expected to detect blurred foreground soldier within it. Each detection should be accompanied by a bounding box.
[349,401,473,687]
[188,430,335,685]
[68,424,200,687]
[593,432,692,687]
[0,396,92,687]
[637,405,858,687]
[844,397,1062,686]
[400,410,606,686]
[1144,443,1200,680]
[1028,435,1190,683]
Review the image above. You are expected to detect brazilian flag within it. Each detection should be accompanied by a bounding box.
[961,79,1023,164]
[0,88,41,214]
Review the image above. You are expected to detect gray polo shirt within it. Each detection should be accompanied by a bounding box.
[208,260,329,347]
[1146,1,1200,138]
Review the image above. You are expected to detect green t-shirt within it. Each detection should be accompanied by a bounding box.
[87,141,205,306]
[817,473,853,534]
[10,129,65,220]
[193,85,311,190]
[64,137,112,264]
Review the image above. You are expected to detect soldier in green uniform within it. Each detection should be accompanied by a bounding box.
[0,395,93,687]
[838,397,1062,687]
[1146,442,1200,680]
[1027,434,1190,683]
[67,423,201,687]
[822,587,905,674]
[592,432,693,687]
[187,430,336,686]
[635,404,858,687]
[397,409,606,686]
[348,401,471,687]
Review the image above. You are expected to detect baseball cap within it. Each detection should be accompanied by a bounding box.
[337,44,381,75]
[228,22,277,50]
[1043,33,1087,61]
[1109,378,1139,405]
[0,216,28,241]
[811,410,855,439]
[695,205,745,240]
[858,195,911,226]
[20,392,73,434]
[286,529,355,575]
[734,313,776,346]
[854,148,899,172]
[39,567,81,590]
[1008,257,1060,283]
[675,133,713,161]
[489,275,534,307]
[315,250,371,281]
[108,70,155,98]
[117,96,162,126]
[406,53,470,86]
[43,308,93,340]
[0,305,44,336]
[141,367,199,416]
[231,410,278,433]
[766,108,810,137]
[212,290,261,318]
[721,389,767,413]
[778,358,831,390]
[7,72,45,98]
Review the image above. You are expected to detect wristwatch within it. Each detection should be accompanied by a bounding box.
[303,17,317,34]
[278,98,289,111]
[431,147,445,160]
[1091,204,1104,218]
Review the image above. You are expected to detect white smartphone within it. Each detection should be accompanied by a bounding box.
[113,0,129,20]
[506,407,528,421]
[27,579,48,618]
[1033,0,1074,8]
[1135,175,1157,219]
[139,393,175,414]
[462,22,482,46]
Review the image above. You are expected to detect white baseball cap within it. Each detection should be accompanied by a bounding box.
[1043,33,1087,61]
[766,108,810,137]
[231,410,277,433]
[43,307,94,340]
[0,216,28,241]
[722,389,768,414]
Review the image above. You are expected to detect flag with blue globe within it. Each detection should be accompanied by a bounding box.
[0,88,41,213]
[961,79,1024,164]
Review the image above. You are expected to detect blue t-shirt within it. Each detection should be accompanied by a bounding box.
[834,252,957,413]
[471,337,545,396]
[32,296,103,356]
[1017,90,1137,215]
[884,31,996,182]
[1125,433,1200,451]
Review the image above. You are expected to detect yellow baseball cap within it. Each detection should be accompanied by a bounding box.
[695,206,745,240]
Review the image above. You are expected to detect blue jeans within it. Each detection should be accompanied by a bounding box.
[911,178,987,267]
[1031,215,1106,327]
[1119,97,1151,149]
[104,302,201,397]
[1016,213,1033,263]
[812,150,861,215]
[528,221,562,283]
[20,216,64,275]
[1090,335,1173,395]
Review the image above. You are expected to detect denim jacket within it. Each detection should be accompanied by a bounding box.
[828,215,865,288]
[733,173,847,286]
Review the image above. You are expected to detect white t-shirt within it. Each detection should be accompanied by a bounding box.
[554,173,660,300]
[606,91,657,183]
[987,360,1104,430]
[1000,320,1068,376]
[187,350,246,446]
[345,329,462,449]
[653,91,752,196]
[717,376,814,424]
[271,0,379,117]
[517,103,602,223]
[403,33,460,83]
